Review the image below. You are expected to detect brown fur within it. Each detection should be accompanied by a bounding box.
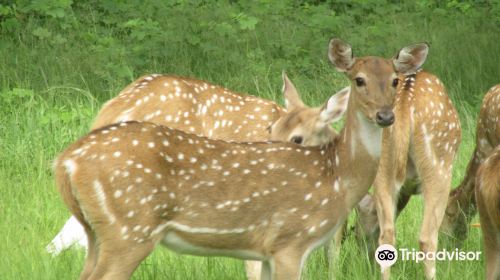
[274,41,457,280]
[442,85,500,241]
[476,146,500,280]
[91,74,286,141]
[372,70,461,280]
[55,39,426,280]
[53,73,350,280]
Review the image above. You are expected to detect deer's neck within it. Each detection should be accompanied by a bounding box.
[334,102,383,210]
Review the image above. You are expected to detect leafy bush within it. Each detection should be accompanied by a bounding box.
[0,0,498,106]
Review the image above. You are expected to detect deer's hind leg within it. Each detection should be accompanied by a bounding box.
[80,227,98,280]
[477,175,500,280]
[87,235,156,280]
[270,247,308,280]
[413,149,454,280]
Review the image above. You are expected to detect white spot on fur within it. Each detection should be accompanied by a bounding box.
[93,180,116,224]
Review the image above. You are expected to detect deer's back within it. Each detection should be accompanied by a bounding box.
[91,75,285,142]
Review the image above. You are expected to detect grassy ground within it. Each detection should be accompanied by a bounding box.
[1,2,499,279]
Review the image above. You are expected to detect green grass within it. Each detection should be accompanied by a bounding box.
[0,66,486,280]
[1,2,498,279]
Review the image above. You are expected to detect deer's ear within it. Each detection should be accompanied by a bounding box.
[393,43,429,75]
[282,71,305,111]
[318,86,350,125]
[328,38,355,72]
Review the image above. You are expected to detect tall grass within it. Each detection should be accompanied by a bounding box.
[1,1,498,279]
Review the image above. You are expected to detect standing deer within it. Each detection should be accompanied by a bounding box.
[53,39,428,279]
[47,73,349,280]
[47,75,286,256]
[93,74,287,139]
[442,85,500,242]
[347,69,461,263]
[371,61,461,279]
[476,147,500,280]
[273,43,461,280]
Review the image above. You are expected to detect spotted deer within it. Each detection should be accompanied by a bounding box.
[245,75,350,280]
[47,75,286,256]
[369,64,461,279]
[476,146,500,280]
[266,75,351,276]
[271,49,460,280]
[341,69,461,277]
[54,39,427,280]
[92,74,287,138]
[47,73,349,280]
[442,85,500,242]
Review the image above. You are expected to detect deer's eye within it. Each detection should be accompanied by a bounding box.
[290,136,303,144]
[355,77,365,87]
[266,125,272,134]
[392,78,399,87]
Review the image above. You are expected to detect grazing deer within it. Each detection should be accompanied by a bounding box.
[54,38,427,280]
[442,85,500,242]
[476,146,500,280]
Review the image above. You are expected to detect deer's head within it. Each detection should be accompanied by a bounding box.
[328,38,429,127]
[268,72,350,146]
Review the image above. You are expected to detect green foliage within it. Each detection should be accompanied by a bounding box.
[0,1,498,279]
[0,0,497,101]
[0,87,34,104]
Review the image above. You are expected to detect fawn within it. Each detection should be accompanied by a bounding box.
[54,38,427,279]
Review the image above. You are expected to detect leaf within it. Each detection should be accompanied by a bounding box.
[186,34,201,46]
[214,22,235,37]
[11,88,34,98]
[32,27,52,39]
[238,16,259,30]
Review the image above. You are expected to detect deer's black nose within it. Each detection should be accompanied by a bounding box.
[376,110,394,127]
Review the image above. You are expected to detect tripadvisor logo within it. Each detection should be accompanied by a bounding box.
[375,244,398,269]
[375,244,481,268]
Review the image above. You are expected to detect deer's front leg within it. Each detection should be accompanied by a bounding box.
[245,261,262,280]
[373,132,405,280]
[374,168,400,280]
[323,222,346,279]
[271,247,307,280]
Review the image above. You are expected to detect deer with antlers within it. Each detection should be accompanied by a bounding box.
[442,85,500,243]
[54,39,428,280]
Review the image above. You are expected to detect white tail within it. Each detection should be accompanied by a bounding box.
[54,38,427,280]
[442,85,500,242]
